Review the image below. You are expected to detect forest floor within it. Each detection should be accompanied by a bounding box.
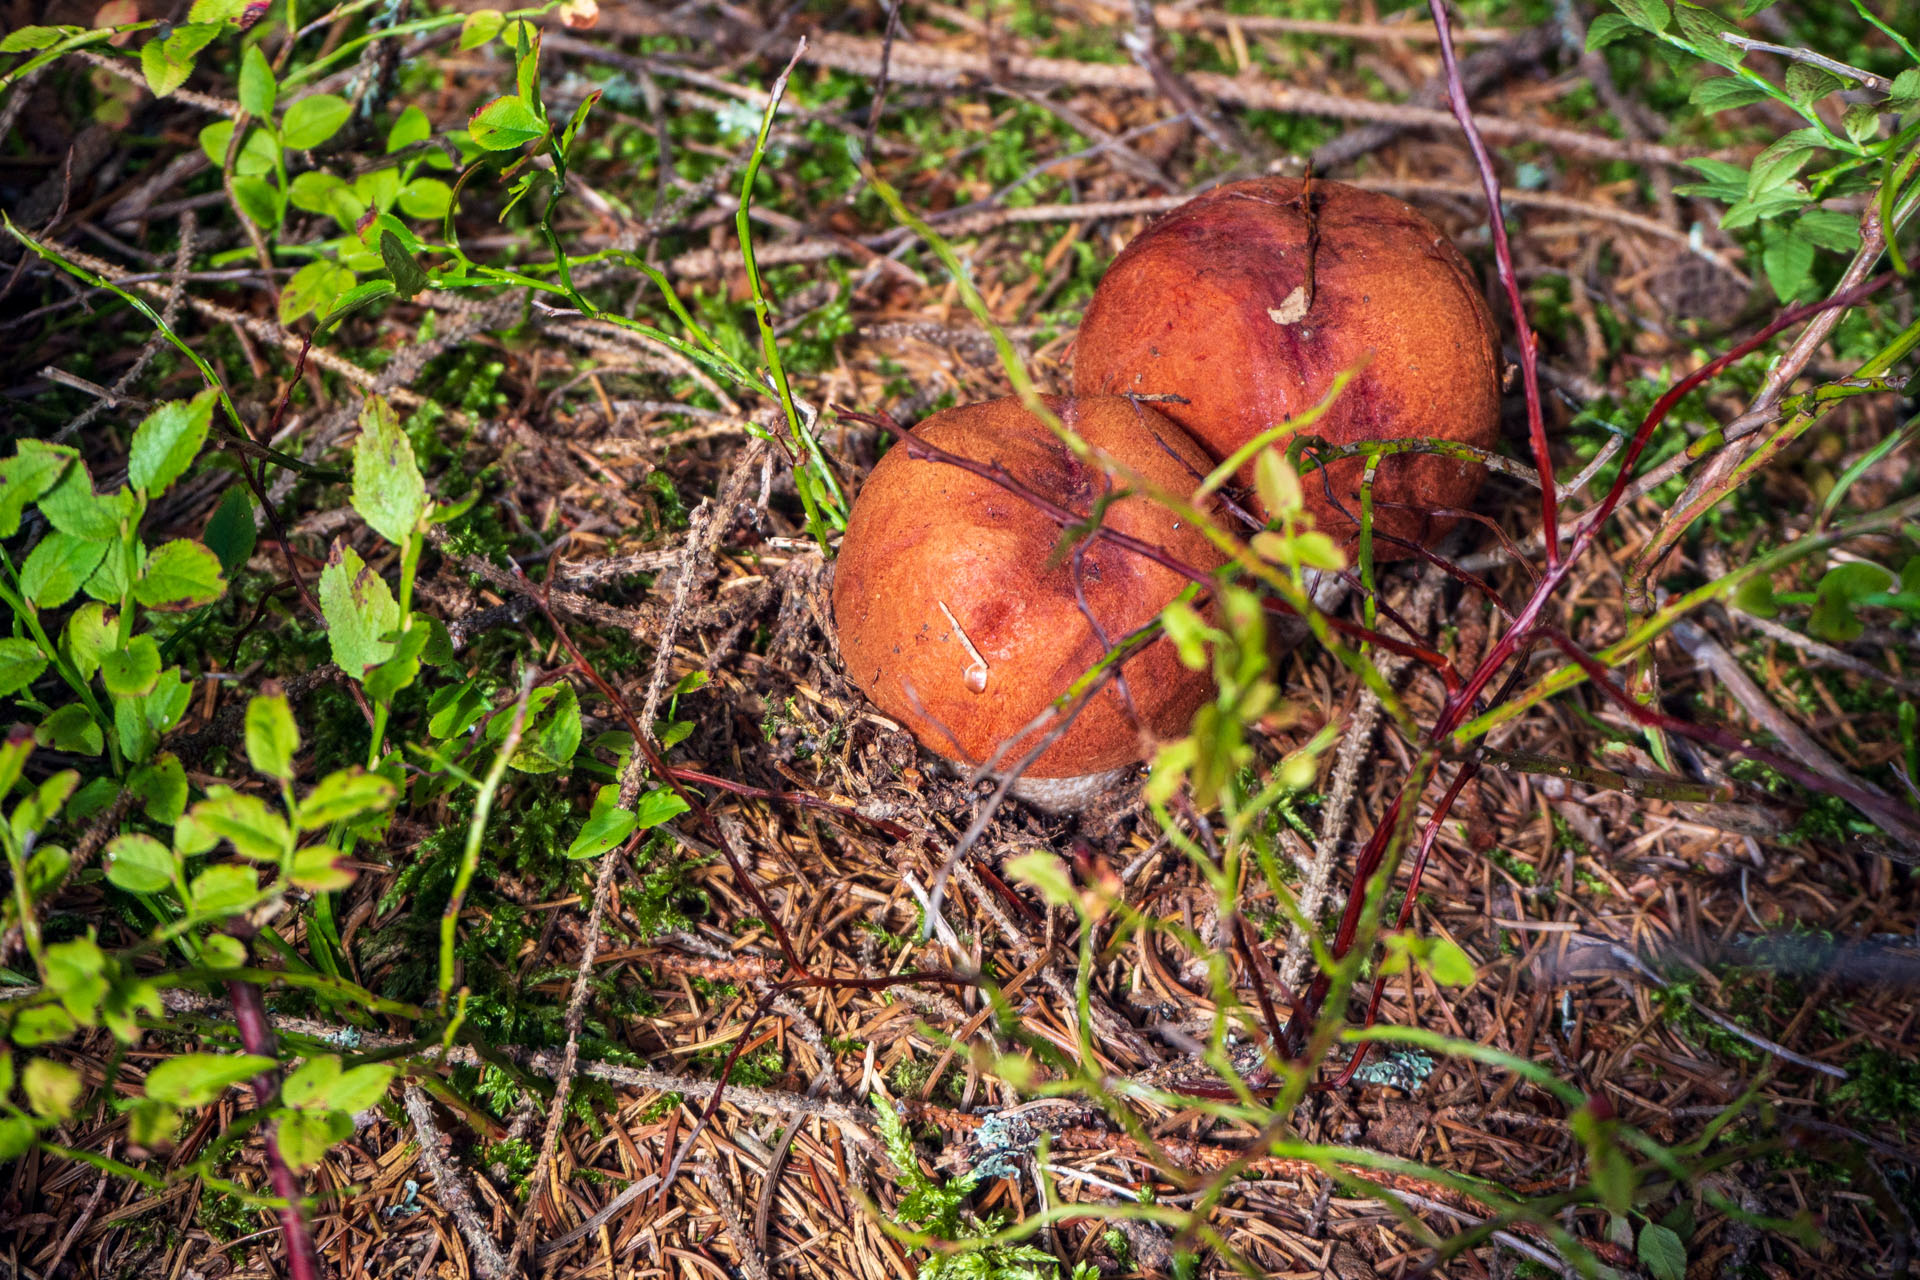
[2,1,1919,1279]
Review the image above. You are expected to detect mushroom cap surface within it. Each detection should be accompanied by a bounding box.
[833,395,1226,779]
[1072,177,1501,552]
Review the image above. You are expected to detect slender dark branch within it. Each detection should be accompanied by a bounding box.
[1427,0,1555,560]
[1570,273,1893,560]
[226,979,328,1280]
[1537,626,1920,852]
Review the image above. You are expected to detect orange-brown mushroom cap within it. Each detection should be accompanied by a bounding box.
[832,395,1228,779]
[1073,178,1501,553]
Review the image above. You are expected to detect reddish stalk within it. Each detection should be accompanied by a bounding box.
[1426,0,1555,561]
[1291,257,1897,1048]
[227,978,327,1280]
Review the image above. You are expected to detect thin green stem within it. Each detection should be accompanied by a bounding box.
[437,679,531,1006]
[737,43,846,547]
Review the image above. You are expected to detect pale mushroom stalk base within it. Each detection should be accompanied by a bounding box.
[1009,767,1132,813]
[927,755,1132,814]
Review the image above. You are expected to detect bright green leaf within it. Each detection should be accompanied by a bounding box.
[201,934,247,969]
[23,1058,82,1121]
[281,93,351,149]
[201,122,280,177]
[188,0,251,20]
[238,43,276,119]
[101,635,162,699]
[114,667,192,765]
[129,753,188,824]
[129,390,217,499]
[387,103,430,151]
[288,844,353,891]
[13,1005,77,1045]
[0,25,75,51]
[0,638,49,700]
[295,767,396,830]
[468,94,545,151]
[0,1114,34,1160]
[191,787,290,860]
[363,620,430,703]
[352,395,427,544]
[140,34,190,98]
[396,176,452,219]
[143,1052,275,1107]
[36,705,102,757]
[459,8,504,48]
[105,833,176,894]
[134,539,226,609]
[352,166,400,214]
[281,1054,342,1108]
[40,932,103,1028]
[188,863,260,915]
[276,1108,351,1171]
[39,459,133,541]
[245,693,298,781]
[0,441,74,537]
[230,175,278,229]
[317,543,400,679]
[633,787,690,830]
[61,603,114,681]
[1160,599,1211,671]
[198,119,235,167]
[1425,937,1477,986]
[280,258,356,326]
[287,169,350,216]
[567,806,637,859]
[20,532,107,610]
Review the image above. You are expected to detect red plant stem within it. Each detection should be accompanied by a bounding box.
[1327,761,1479,1088]
[226,979,327,1280]
[1431,275,1892,762]
[1427,0,1556,562]
[1566,273,1891,559]
[1537,626,1920,843]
